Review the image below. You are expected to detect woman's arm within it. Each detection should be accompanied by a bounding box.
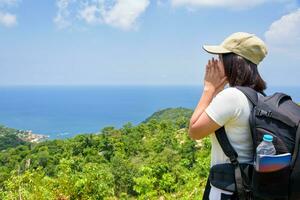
[188,89,219,140]
[188,57,227,140]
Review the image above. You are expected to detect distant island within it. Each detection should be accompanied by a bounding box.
[0,107,211,200]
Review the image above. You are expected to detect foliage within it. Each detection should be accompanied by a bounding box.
[142,107,193,129]
[0,107,211,199]
[0,126,29,151]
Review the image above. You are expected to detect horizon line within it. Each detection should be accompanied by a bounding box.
[0,84,299,87]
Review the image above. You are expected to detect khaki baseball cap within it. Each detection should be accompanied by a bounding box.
[203,32,268,65]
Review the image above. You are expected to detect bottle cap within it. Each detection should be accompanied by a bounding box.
[263,134,273,142]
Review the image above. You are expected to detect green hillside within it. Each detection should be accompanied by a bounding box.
[142,107,193,128]
[0,126,29,151]
[0,107,211,200]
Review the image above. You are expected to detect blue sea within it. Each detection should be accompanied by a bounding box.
[0,85,299,139]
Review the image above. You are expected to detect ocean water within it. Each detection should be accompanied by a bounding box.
[0,85,299,139]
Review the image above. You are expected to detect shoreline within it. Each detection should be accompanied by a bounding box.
[17,130,49,143]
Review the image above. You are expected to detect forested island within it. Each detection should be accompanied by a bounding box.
[0,107,211,199]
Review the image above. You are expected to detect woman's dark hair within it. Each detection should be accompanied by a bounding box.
[221,53,267,94]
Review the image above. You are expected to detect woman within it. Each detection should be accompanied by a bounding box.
[188,32,268,199]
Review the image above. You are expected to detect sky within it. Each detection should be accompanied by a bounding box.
[0,0,299,86]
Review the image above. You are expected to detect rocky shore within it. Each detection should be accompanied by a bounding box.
[16,130,49,143]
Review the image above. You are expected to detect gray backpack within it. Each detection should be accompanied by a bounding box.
[203,86,300,200]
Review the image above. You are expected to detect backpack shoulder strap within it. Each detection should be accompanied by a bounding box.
[235,86,259,106]
[215,127,246,199]
[215,127,238,163]
[202,177,211,200]
[292,122,300,167]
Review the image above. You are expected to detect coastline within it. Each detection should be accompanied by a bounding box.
[0,86,299,140]
[16,130,49,143]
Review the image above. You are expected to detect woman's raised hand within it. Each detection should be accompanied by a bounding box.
[203,57,228,95]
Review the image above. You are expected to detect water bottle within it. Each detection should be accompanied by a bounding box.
[256,134,276,156]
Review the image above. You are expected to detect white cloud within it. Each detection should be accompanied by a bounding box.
[0,11,16,27]
[79,5,102,25]
[54,0,73,29]
[55,0,150,30]
[171,0,292,9]
[0,0,20,27]
[102,0,150,30]
[265,8,300,54]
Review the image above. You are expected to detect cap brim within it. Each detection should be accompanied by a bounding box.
[202,45,231,54]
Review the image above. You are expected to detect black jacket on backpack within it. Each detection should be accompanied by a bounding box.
[203,86,300,200]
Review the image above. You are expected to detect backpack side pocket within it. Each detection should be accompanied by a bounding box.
[252,165,290,199]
